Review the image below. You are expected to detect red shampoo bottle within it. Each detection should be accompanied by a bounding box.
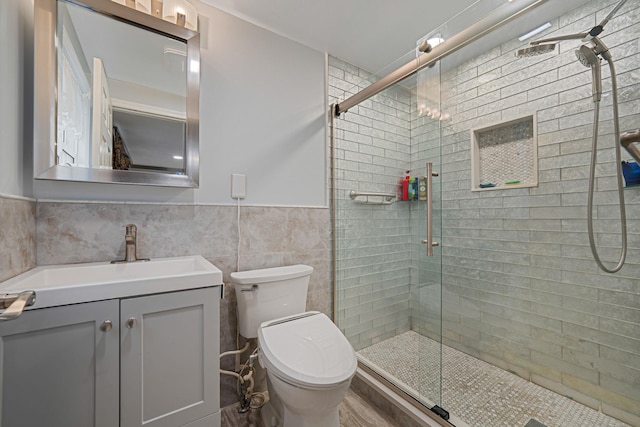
[402,170,410,201]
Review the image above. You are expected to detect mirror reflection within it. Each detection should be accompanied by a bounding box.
[57,0,187,175]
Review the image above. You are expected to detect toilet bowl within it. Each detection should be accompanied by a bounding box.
[230,265,357,427]
[257,312,357,427]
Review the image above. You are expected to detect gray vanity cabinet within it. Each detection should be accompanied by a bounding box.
[0,299,120,427]
[120,287,220,427]
[0,287,220,427]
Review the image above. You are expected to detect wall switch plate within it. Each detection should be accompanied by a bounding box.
[231,173,246,199]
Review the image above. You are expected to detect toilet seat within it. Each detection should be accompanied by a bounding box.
[258,311,357,390]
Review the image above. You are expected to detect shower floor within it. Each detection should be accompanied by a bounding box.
[358,331,631,427]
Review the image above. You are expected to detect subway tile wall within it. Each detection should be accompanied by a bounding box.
[416,0,640,423]
[35,201,330,407]
[0,195,36,282]
[330,57,414,351]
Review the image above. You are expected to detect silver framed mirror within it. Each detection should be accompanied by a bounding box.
[34,0,200,187]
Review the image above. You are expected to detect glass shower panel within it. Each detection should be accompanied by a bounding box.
[411,59,444,408]
[427,0,640,425]
[330,54,444,410]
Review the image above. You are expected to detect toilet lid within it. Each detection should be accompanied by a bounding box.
[258,312,357,389]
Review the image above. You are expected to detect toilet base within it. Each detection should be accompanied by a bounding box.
[262,373,345,427]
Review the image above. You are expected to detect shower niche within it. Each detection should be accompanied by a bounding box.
[471,114,538,191]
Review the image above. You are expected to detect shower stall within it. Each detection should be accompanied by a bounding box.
[330,0,640,426]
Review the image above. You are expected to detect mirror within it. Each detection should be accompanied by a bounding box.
[34,0,200,187]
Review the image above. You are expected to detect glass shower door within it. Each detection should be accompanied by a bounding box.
[410,59,444,413]
[330,53,444,418]
[409,161,443,411]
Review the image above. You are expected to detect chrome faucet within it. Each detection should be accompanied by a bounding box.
[111,224,149,263]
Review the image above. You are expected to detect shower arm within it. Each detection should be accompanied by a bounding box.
[529,32,588,45]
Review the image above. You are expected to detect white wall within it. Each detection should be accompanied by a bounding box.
[0,0,32,197]
[31,2,327,207]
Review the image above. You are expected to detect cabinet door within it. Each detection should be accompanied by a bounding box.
[120,287,220,427]
[0,300,119,427]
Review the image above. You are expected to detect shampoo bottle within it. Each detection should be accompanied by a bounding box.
[418,177,427,200]
[408,178,416,200]
[402,171,410,200]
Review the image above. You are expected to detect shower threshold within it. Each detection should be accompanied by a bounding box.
[357,331,631,427]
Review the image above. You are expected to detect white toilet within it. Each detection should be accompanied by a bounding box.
[231,265,357,427]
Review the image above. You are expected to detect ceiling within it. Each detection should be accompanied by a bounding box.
[196,0,591,75]
[196,0,479,73]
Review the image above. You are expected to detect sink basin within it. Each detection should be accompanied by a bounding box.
[0,256,222,310]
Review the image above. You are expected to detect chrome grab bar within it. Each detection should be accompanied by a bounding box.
[0,291,36,321]
[420,162,440,256]
[349,190,395,205]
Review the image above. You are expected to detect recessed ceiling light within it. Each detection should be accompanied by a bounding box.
[518,22,552,41]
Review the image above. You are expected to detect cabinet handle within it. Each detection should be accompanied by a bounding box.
[126,317,137,329]
[100,320,113,332]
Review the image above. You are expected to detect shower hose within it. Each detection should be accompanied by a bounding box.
[587,57,627,273]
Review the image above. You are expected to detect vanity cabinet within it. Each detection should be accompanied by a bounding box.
[0,299,120,427]
[0,287,220,427]
[121,287,220,427]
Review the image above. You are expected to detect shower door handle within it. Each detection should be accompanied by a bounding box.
[421,162,439,256]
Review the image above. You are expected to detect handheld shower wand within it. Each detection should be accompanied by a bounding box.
[515,0,629,273]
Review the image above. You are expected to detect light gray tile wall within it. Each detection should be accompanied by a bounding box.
[35,201,330,407]
[414,0,640,423]
[0,196,36,282]
[330,57,413,351]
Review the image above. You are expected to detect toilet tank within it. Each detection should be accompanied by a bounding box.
[231,265,313,338]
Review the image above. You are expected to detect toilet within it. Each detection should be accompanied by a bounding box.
[231,265,357,427]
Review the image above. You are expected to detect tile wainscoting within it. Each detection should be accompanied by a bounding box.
[36,201,331,407]
[0,195,36,282]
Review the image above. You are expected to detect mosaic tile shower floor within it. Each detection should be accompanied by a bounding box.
[358,331,630,427]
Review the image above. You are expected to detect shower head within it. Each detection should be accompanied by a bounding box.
[576,44,599,67]
[515,31,588,59]
[514,43,556,58]
[576,44,602,103]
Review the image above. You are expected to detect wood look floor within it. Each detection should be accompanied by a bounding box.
[221,388,402,427]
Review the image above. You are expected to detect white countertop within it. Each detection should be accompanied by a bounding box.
[0,255,223,310]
